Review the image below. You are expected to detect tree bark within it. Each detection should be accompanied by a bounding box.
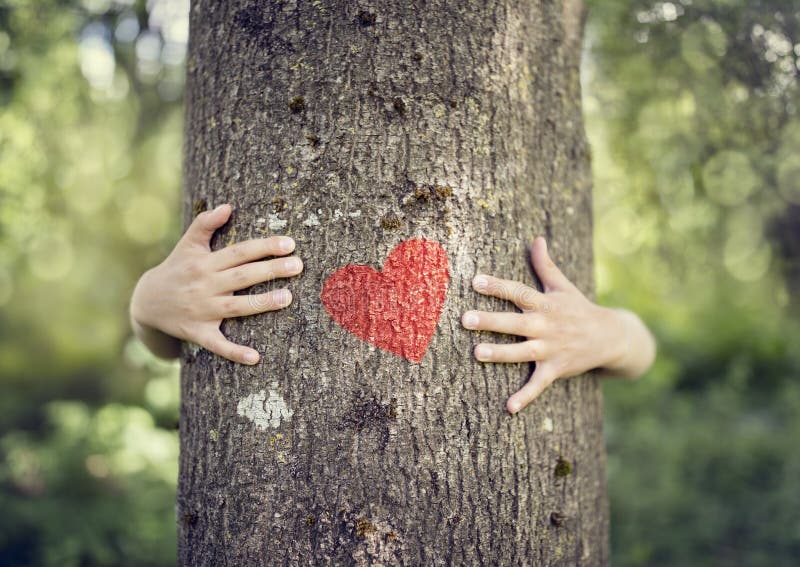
[178,0,606,565]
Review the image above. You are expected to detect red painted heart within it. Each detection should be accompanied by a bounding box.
[321,238,450,362]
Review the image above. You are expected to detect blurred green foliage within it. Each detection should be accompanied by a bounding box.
[585,0,800,564]
[0,1,184,565]
[0,0,798,565]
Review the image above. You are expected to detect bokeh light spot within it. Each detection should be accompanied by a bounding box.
[724,239,771,282]
[776,154,800,204]
[598,206,649,256]
[123,194,169,244]
[79,24,115,91]
[681,19,728,72]
[28,231,74,281]
[702,150,759,206]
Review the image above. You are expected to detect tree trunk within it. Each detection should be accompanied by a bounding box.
[178,0,606,565]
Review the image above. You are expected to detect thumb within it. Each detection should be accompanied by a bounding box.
[530,236,572,292]
[506,363,558,414]
[181,204,232,249]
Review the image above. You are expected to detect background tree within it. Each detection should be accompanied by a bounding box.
[178,0,605,564]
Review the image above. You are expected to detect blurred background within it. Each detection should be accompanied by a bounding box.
[0,0,798,565]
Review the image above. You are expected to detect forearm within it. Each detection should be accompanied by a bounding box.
[130,315,182,359]
[129,270,182,360]
[601,308,656,379]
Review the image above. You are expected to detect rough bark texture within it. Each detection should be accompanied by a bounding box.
[178,0,607,565]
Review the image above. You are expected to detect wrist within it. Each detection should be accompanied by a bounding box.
[598,306,632,375]
[129,268,153,329]
[601,308,655,378]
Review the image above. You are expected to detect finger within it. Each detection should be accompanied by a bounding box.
[215,256,303,292]
[472,274,542,311]
[530,237,573,292]
[462,310,542,337]
[473,340,547,363]
[181,204,232,249]
[506,363,558,414]
[209,236,296,270]
[214,288,293,318]
[198,329,260,365]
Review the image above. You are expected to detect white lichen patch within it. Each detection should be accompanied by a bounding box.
[302,213,320,227]
[542,417,554,432]
[268,213,288,230]
[348,210,362,218]
[237,388,293,431]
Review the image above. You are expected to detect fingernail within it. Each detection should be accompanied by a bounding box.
[473,275,488,291]
[276,288,292,305]
[244,351,259,364]
[279,237,295,252]
[475,344,492,360]
[463,311,479,329]
[284,257,302,271]
[213,204,226,213]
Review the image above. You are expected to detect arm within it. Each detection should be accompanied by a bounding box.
[462,236,656,414]
[596,307,656,380]
[129,204,304,365]
[130,307,183,360]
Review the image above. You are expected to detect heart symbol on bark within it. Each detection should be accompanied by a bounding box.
[321,238,450,362]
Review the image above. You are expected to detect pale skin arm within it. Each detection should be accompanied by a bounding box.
[129,204,304,365]
[462,237,656,414]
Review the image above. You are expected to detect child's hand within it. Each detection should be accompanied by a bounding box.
[462,237,655,414]
[130,204,303,365]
